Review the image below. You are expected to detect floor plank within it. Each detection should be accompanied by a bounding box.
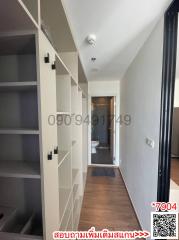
[78,167,141,231]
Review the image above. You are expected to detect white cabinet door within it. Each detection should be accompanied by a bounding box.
[37,31,59,240]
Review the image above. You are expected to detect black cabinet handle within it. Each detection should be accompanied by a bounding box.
[47,151,53,160]
[54,147,58,155]
[51,61,56,70]
[44,53,50,63]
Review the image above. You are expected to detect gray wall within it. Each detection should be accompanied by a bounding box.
[120,19,164,232]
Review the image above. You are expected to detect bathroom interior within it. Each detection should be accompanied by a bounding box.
[91,97,115,165]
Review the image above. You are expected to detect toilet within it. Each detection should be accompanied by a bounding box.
[91,141,99,154]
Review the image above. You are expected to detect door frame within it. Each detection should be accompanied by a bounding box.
[157,0,179,202]
[88,95,119,167]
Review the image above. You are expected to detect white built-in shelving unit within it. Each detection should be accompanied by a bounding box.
[0,1,89,240]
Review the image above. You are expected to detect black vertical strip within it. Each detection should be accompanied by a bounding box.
[157,2,178,202]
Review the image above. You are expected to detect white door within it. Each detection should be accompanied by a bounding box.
[38,31,59,240]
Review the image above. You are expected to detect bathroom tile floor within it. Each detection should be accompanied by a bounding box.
[91,148,113,165]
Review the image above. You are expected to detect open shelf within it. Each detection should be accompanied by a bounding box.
[0,129,39,135]
[0,82,37,92]
[0,161,40,179]
[60,52,78,84]
[0,0,38,32]
[0,209,42,238]
[40,0,76,53]
[56,112,71,116]
[59,188,71,222]
[21,0,39,25]
[66,211,73,231]
[0,135,40,165]
[56,55,69,76]
[56,75,71,113]
[0,34,36,61]
[58,151,70,167]
[0,206,17,231]
[58,153,72,221]
[0,89,38,130]
[59,193,72,231]
[0,178,43,238]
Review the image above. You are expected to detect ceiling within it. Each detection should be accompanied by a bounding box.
[62,0,172,81]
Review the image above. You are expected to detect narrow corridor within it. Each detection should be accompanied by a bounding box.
[78,167,141,231]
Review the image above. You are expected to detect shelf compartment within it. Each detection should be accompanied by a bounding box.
[0,206,17,231]
[0,1,38,32]
[0,35,37,82]
[0,161,40,179]
[21,0,39,25]
[66,211,73,231]
[0,211,42,237]
[0,54,37,82]
[58,153,72,221]
[59,188,71,222]
[56,75,71,113]
[56,55,69,76]
[57,124,71,153]
[0,135,40,164]
[58,151,70,167]
[20,213,43,236]
[20,213,35,234]
[60,52,78,85]
[0,232,42,239]
[0,87,38,130]
[59,193,72,231]
[40,0,76,53]
[0,178,43,236]
[1,211,30,234]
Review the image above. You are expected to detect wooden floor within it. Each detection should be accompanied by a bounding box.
[78,167,141,231]
[171,158,179,185]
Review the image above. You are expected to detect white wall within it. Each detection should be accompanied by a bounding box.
[88,80,120,165]
[174,79,179,107]
[120,19,164,233]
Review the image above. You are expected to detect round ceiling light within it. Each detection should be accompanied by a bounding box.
[87,34,96,45]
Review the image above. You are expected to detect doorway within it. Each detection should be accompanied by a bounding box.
[91,97,115,165]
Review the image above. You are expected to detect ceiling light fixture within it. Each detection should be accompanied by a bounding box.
[87,34,96,45]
